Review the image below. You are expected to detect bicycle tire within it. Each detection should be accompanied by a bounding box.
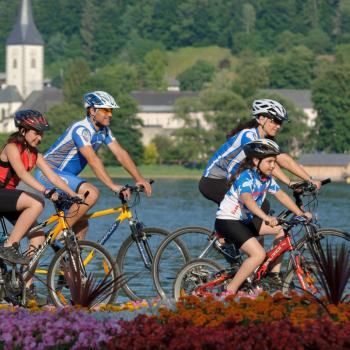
[283,228,350,295]
[116,227,188,301]
[47,240,119,307]
[152,226,229,300]
[173,258,225,301]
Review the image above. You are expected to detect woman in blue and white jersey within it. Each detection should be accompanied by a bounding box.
[199,99,320,205]
[215,139,312,294]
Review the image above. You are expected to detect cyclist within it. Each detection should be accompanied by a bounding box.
[35,91,152,239]
[0,110,79,265]
[199,99,321,205]
[215,139,312,295]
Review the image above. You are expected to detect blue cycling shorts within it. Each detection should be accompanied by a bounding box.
[35,168,86,193]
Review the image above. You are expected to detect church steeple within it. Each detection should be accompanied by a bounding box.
[5,0,44,99]
[6,0,44,46]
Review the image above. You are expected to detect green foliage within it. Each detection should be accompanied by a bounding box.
[152,135,179,165]
[0,133,10,150]
[143,143,159,165]
[268,46,316,88]
[138,50,167,90]
[177,60,216,91]
[312,63,350,152]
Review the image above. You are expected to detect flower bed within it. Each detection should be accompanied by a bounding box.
[0,293,349,349]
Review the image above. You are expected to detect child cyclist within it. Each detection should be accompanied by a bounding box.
[215,139,312,294]
[0,110,80,267]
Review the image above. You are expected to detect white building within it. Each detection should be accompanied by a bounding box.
[0,0,63,133]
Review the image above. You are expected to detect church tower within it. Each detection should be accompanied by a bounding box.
[5,0,44,99]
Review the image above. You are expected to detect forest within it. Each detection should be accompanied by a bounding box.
[0,0,349,165]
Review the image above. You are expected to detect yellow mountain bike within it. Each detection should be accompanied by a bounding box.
[0,193,118,307]
[80,182,187,301]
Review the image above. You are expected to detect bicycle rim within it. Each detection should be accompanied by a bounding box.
[283,228,350,296]
[117,227,181,301]
[152,226,229,300]
[47,240,119,307]
[173,258,225,301]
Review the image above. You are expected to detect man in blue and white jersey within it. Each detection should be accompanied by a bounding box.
[36,91,151,239]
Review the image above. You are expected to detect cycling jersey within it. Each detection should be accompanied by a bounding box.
[43,117,115,175]
[0,143,37,189]
[203,128,260,179]
[216,168,280,222]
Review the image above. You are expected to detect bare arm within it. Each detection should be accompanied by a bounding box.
[276,153,321,189]
[5,144,46,193]
[273,189,305,216]
[36,154,77,197]
[240,192,271,221]
[271,163,291,185]
[79,145,123,193]
[108,140,152,196]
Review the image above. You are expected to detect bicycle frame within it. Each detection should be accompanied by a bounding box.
[81,202,154,269]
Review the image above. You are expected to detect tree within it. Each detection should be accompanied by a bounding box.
[177,60,216,91]
[242,3,256,34]
[80,0,97,61]
[311,63,350,152]
[138,49,167,90]
[143,143,159,165]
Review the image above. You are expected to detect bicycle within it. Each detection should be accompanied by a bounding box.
[152,179,350,299]
[78,182,187,301]
[0,193,118,307]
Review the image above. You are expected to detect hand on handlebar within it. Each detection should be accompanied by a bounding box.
[113,185,131,201]
[136,178,152,197]
[301,211,313,221]
[264,216,279,227]
[309,179,321,190]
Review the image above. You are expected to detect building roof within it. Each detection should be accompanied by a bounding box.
[19,87,63,113]
[0,86,22,103]
[130,91,198,112]
[6,0,44,45]
[299,153,350,167]
[261,89,313,109]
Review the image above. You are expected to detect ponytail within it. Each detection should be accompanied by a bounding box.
[226,119,258,140]
[228,158,254,187]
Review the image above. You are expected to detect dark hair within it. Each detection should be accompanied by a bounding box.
[226,119,258,139]
[7,131,27,148]
[228,157,254,186]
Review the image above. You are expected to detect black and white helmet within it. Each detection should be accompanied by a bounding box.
[84,91,119,109]
[252,99,288,122]
[243,139,280,159]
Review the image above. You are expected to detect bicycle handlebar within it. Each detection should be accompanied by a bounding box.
[289,178,331,194]
[118,180,154,201]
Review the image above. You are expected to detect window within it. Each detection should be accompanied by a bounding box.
[31,59,36,68]
[13,59,17,68]
[1,109,5,122]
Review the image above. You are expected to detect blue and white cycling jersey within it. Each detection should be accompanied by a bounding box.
[216,168,280,222]
[203,128,261,179]
[43,117,115,175]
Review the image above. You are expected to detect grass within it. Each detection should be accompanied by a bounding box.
[81,164,203,179]
[166,46,238,78]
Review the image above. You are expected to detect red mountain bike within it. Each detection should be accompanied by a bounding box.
[173,179,350,300]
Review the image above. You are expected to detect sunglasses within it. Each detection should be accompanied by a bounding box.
[268,117,283,126]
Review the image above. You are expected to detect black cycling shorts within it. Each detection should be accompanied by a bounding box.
[215,216,263,249]
[0,188,24,224]
[198,176,228,205]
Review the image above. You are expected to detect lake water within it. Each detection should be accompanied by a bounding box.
[23,179,350,301]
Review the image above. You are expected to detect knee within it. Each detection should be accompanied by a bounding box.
[255,250,266,265]
[33,197,45,212]
[79,184,99,205]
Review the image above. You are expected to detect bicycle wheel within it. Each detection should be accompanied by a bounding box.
[117,227,187,301]
[173,258,225,301]
[152,226,230,300]
[47,240,119,307]
[283,228,350,296]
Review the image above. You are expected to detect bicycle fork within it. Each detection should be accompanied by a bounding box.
[129,220,153,270]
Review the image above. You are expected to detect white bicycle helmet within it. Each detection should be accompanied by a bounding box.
[83,91,119,109]
[252,99,288,122]
[243,139,280,159]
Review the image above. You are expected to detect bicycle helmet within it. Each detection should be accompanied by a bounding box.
[14,109,50,132]
[83,91,119,109]
[252,99,288,122]
[243,139,280,159]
